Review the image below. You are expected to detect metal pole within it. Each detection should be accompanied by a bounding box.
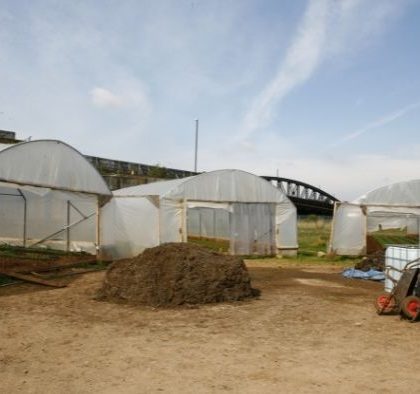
[66,201,70,252]
[30,212,96,248]
[418,216,420,248]
[199,209,202,238]
[327,201,338,254]
[213,208,216,239]
[194,118,199,172]
[17,189,27,247]
[96,198,100,259]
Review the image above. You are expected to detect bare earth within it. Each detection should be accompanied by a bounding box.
[1,259,419,393]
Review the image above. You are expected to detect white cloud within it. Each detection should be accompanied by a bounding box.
[89,83,152,120]
[327,0,406,55]
[241,0,330,137]
[240,0,409,139]
[332,101,420,147]
[90,87,124,108]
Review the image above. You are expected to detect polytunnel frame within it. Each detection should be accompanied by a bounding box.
[184,199,279,254]
[0,189,100,249]
[0,140,112,254]
[329,200,420,255]
[105,169,298,258]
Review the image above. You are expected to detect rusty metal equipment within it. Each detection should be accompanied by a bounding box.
[375,259,420,322]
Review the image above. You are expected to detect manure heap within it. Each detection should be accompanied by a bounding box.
[96,243,260,306]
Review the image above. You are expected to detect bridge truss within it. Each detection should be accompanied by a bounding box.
[262,176,338,216]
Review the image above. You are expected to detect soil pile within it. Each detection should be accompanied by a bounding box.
[355,251,385,271]
[96,243,260,306]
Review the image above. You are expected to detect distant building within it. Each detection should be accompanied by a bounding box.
[0,129,18,144]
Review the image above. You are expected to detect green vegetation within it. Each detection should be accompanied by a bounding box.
[0,244,90,261]
[188,236,230,253]
[288,216,358,265]
[370,228,418,248]
[298,216,331,255]
[188,216,359,265]
[0,258,111,286]
[0,244,110,286]
[148,164,168,179]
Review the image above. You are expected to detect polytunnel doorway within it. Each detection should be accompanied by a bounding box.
[186,203,277,255]
[366,212,420,253]
[230,203,276,255]
[187,205,231,253]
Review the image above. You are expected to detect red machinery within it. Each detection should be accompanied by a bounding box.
[375,259,420,322]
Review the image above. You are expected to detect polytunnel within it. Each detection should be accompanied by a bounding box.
[100,169,298,259]
[0,140,112,254]
[329,179,420,255]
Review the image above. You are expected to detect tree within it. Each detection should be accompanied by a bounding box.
[148,164,168,179]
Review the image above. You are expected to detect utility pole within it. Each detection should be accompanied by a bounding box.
[194,118,199,172]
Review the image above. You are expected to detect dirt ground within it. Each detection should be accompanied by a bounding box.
[1,259,419,393]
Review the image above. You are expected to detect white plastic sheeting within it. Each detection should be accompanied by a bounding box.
[0,182,97,252]
[329,203,366,255]
[186,201,231,240]
[384,246,420,292]
[330,179,420,255]
[230,203,276,255]
[0,140,111,253]
[187,207,231,239]
[101,197,159,259]
[0,140,111,195]
[0,143,11,152]
[367,214,420,234]
[356,179,420,206]
[101,169,297,259]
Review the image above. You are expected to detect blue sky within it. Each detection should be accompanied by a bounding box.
[1,0,420,200]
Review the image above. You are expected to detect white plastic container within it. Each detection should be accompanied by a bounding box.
[384,246,420,292]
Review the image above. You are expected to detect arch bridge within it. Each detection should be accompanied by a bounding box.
[262,176,338,216]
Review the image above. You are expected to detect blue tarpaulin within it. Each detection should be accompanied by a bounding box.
[342,268,385,281]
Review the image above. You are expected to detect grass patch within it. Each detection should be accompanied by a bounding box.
[188,217,360,266]
[298,217,331,255]
[0,244,90,260]
[293,217,360,265]
[370,229,418,247]
[188,237,230,253]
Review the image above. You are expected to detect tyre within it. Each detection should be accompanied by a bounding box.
[375,293,397,315]
[400,296,420,320]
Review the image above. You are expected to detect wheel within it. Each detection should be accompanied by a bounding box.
[400,296,420,320]
[375,293,397,315]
